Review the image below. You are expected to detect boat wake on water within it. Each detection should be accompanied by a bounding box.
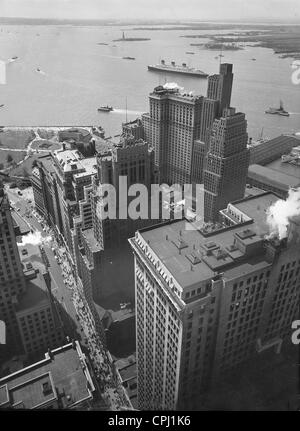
[36,68,46,75]
[7,57,18,63]
[112,109,143,115]
[98,54,124,59]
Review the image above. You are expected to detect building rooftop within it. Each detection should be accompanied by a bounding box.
[82,228,102,253]
[12,211,31,236]
[266,157,300,180]
[248,134,300,164]
[134,193,278,291]
[18,241,47,274]
[37,154,57,175]
[248,164,300,191]
[54,149,97,175]
[16,271,50,312]
[115,356,137,410]
[0,342,95,409]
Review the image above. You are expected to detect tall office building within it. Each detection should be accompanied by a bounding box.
[129,192,300,410]
[195,64,235,183]
[52,147,98,254]
[203,107,250,222]
[0,184,64,361]
[0,341,96,410]
[74,129,158,304]
[142,84,203,185]
[207,63,233,117]
[0,185,27,357]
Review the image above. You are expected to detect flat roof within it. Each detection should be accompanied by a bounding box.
[266,158,300,180]
[118,362,136,383]
[249,134,300,150]
[0,342,94,409]
[18,242,47,274]
[16,271,50,312]
[38,154,56,174]
[136,193,278,289]
[82,228,102,253]
[12,211,30,235]
[54,149,97,175]
[248,164,300,190]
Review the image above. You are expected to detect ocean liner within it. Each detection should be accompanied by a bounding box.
[148,60,208,77]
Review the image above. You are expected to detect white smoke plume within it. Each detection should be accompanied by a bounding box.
[17,231,52,247]
[163,82,184,92]
[266,187,300,239]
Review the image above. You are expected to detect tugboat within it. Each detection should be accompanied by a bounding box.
[98,106,113,112]
[265,100,289,117]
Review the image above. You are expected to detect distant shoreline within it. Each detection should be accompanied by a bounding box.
[0,17,299,26]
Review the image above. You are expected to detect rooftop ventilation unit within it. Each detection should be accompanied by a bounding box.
[237,228,256,240]
[226,244,238,252]
[213,248,228,260]
[186,252,201,265]
[172,237,188,250]
[42,382,53,396]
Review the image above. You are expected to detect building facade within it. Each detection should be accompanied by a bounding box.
[142,85,204,185]
[0,186,27,358]
[0,341,96,410]
[129,192,299,410]
[0,185,65,362]
[203,107,250,222]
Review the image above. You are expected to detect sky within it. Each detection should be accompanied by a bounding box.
[0,0,299,22]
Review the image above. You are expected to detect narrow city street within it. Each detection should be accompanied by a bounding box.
[5,184,132,410]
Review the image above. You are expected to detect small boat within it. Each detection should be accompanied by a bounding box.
[123,56,135,60]
[36,68,41,72]
[98,106,113,112]
[0,104,4,108]
[186,51,195,55]
[265,100,289,117]
[97,42,109,45]
[11,56,18,60]
[252,58,256,61]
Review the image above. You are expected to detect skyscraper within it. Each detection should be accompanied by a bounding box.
[129,192,300,410]
[0,185,27,357]
[207,63,233,117]
[142,85,203,185]
[203,107,250,222]
[73,129,158,305]
[0,184,64,361]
